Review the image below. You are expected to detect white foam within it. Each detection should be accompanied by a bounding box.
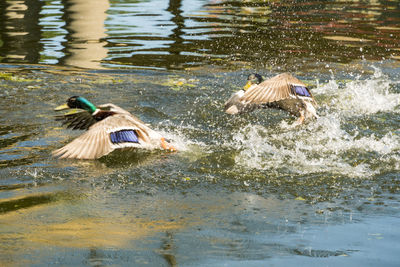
[231,119,399,178]
[155,68,399,178]
[157,124,206,152]
[229,68,399,177]
[314,68,400,115]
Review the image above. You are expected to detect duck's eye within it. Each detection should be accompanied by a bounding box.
[248,74,262,84]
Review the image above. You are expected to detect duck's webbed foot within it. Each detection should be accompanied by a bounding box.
[292,113,305,127]
[161,137,177,152]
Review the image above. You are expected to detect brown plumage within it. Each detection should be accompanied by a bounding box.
[53,97,176,160]
[224,73,318,124]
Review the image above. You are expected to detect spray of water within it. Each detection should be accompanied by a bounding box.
[228,68,399,177]
[155,68,399,178]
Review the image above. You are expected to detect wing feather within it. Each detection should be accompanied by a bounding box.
[96,130,106,158]
[86,131,98,160]
[53,113,158,159]
[240,73,304,104]
[64,132,91,159]
[224,73,314,115]
[56,110,97,130]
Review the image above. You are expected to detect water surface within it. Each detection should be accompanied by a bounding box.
[0,0,400,266]
[0,0,399,70]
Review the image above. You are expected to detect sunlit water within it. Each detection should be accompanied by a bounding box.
[0,0,400,266]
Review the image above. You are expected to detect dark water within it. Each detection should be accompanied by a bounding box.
[1,0,399,70]
[0,0,400,266]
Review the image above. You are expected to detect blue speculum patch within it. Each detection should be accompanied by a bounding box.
[110,130,139,144]
[293,86,311,97]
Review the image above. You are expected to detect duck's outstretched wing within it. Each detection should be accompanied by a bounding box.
[53,114,155,159]
[224,90,258,114]
[241,73,308,105]
[55,109,97,130]
[224,73,314,115]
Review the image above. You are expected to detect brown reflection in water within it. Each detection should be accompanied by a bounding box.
[155,231,178,267]
[167,0,184,69]
[113,0,400,70]
[202,0,400,67]
[0,0,43,63]
[0,193,54,214]
[0,193,189,252]
[30,218,182,248]
[0,187,303,265]
[60,0,109,69]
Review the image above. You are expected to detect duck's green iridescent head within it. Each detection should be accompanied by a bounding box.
[243,73,263,91]
[55,96,97,114]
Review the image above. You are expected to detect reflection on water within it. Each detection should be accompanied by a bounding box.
[0,185,353,265]
[0,0,43,63]
[0,0,399,69]
[60,0,109,69]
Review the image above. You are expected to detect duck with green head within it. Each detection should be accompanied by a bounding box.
[53,96,176,159]
[224,73,318,125]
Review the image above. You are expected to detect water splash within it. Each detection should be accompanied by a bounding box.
[157,125,205,152]
[314,67,399,115]
[230,69,399,178]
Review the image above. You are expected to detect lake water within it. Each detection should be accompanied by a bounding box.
[0,0,399,266]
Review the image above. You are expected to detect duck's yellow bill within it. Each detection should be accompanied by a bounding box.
[54,103,69,111]
[64,109,84,115]
[243,81,252,91]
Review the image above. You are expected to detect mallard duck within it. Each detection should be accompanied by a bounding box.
[53,96,176,159]
[224,73,318,125]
